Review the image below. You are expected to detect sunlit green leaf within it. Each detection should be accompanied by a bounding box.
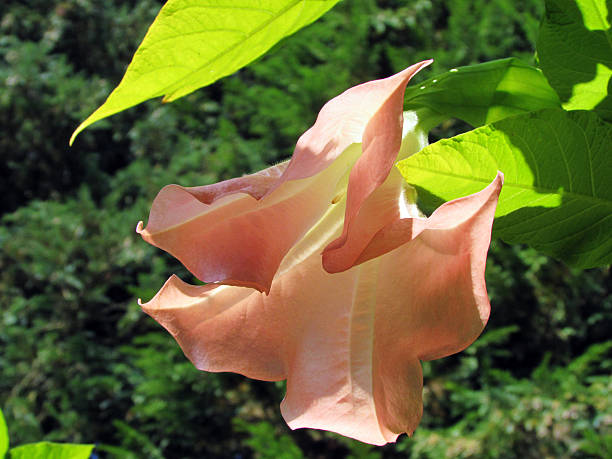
[0,409,8,458]
[538,0,612,121]
[404,58,561,128]
[71,0,341,144]
[398,109,612,268]
[8,442,94,459]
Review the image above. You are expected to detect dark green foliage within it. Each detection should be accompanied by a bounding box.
[401,339,612,458]
[233,418,305,459]
[485,242,612,370]
[537,0,612,120]
[1,0,610,458]
[0,0,161,214]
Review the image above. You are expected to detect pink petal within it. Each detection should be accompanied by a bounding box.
[140,176,502,445]
[324,163,504,275]
[279,61,432,183]
[323,102,434,273]
[140,277,288,380]
[370,174,503,364]
[137,157,352,293]
[322,166,407,272]
[355,173,503,277]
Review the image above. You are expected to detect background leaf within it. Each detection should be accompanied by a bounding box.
[397,108,612,268]
[70,0,340,144]
[404,58,561,128]
[8,442,94,459]
[0,409,8,457]
[537,0,612,121]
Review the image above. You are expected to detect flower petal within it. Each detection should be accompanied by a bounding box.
[322,94,432,273]
[322,166,408,272]
[355,173,503,276]
[140,276,288,380]
[137,146,358,293]
[279,61,432,183]
[324,168,504,273]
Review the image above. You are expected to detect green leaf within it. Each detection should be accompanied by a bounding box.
[8,442,94,459]
[404,58,561,128]
[0,409,8,458]
[538,0,612,121]
[70,0,341,144]
[397,109,612,268]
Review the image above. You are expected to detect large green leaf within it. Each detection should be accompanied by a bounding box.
[538,0,612,121]
[70,0,340,144]
[397,109,612,269]
[404,58,561,128]
[8,442,94,459]
[0,409,8,458]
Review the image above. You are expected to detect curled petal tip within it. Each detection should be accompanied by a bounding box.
[136,221,144,233]
[410,59,433,74]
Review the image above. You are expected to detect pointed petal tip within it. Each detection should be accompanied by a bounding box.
[487,171,504,197]
[395,59,434,85]
[420,58,434,67]
[409,59,433,74]
[138,274,181,311]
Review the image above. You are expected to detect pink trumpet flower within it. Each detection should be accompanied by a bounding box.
[137,61,503,445]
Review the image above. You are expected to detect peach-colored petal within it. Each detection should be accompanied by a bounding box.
[323,98,432,273]
[355,173,503,274]
[372,177,503,368]
[278,61,432,183]
[140,176,502,445]
[322,166,407,272]
[275,66,433,277]
[137,147,358,293]
[140,276,288,380]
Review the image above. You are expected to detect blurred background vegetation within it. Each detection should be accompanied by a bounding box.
[0,0,610,457]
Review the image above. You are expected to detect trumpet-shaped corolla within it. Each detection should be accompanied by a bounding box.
[137,61,503,445]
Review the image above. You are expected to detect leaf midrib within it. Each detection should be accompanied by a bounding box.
[399,164,612,207]
[159,0,303,101]
[585,0,612,49]
[499,202,611,238]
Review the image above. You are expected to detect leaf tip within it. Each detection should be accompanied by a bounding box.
[69,124,84,146]
[70,111,98,146]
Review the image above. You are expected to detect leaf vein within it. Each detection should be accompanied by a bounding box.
[148,29,248,48]
[402,165,609,206]
[158,0,303,99]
